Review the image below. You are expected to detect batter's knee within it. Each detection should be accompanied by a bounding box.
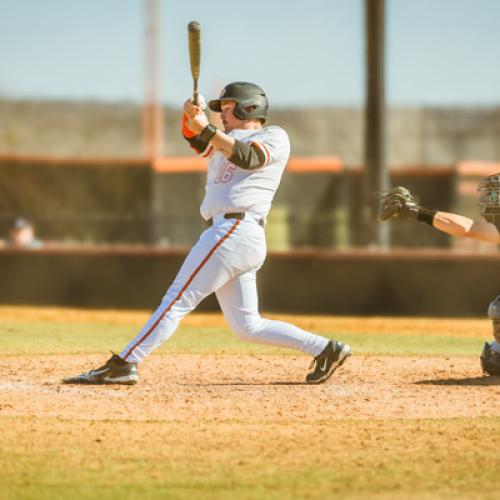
[228,316,264,342]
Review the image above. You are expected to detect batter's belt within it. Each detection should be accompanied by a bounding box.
[210,212,265,227]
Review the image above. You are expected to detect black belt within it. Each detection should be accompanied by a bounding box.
[210,212,265,227]
[224,212,245,220]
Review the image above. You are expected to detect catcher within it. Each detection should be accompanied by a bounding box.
[377,174,500,376]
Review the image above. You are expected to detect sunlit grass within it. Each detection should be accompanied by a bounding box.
[2,416,500,499]
[0,320,485,357]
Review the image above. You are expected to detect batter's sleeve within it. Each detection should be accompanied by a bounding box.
[229,140,266,169]
[248,126,291,167]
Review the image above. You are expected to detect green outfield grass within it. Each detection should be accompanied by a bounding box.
[2,417,500,500]
[0,319,486,357]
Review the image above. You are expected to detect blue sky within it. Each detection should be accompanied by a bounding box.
[1,0,500,106]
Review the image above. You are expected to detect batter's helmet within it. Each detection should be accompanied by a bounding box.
[208,82,269,121]
[477,173,500,229]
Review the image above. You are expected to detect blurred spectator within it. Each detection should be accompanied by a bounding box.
[5,218,43,248]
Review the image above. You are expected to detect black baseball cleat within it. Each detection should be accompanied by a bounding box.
[306,341,351,384]
[62,354,139,385]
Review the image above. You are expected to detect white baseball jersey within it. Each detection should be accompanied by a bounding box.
[200,126,290,220]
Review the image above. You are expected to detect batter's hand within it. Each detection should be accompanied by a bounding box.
[377,186,420,222]
[183,96,209,134]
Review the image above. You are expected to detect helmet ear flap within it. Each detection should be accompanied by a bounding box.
[234,94,268,121]
[232,104,248,120]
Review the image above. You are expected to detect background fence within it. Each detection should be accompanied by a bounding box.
[0,155,473,249]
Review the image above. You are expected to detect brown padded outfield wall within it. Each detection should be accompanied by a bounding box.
[1,156,497,316]
[0,246,498,317]
[0,156,457,248]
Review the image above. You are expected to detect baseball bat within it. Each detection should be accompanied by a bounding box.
[187,21,201,105]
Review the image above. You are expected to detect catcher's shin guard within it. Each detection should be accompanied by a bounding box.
[480,342,500,376]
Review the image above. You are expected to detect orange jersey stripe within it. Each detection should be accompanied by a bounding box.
[123,220,241,360]
[251,142,271,166]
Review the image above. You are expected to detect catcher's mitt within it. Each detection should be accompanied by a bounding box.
[377,186,420,222]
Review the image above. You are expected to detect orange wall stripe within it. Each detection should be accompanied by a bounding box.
[153,156,209,172]
[457,161,500,177]
[287,157,343,172]
[5,153,498,177]
[153,156,344,173]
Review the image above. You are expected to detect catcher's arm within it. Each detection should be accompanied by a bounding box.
[434,213,500,243]
[378,186,500,243]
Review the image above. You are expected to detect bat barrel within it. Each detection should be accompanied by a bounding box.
[188,21,201,80]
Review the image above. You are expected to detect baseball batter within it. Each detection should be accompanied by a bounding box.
[64,82,351,385]
[377,177,500,375]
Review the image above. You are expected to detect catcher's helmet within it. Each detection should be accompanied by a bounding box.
[488,295,500,320]
[208,82,269,122]
[477,173,500,228]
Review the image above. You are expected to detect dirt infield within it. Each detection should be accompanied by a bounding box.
[1,307,498,422]
[1,353,499,422]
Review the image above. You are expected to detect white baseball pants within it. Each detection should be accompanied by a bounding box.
[121,214,329,363]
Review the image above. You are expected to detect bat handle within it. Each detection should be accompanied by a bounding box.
[193,80,199,106]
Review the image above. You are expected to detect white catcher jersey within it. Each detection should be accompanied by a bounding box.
[200,126,290,220]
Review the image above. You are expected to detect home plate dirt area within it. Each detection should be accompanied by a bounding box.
[1,354,500,422]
